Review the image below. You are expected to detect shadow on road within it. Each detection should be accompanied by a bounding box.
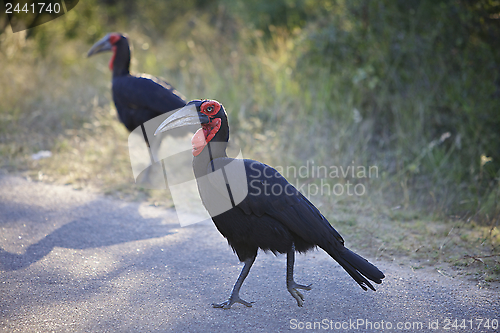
[0,199,176,271]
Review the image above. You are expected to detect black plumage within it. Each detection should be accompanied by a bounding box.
[88,33,186,132]
[155,100,385,309]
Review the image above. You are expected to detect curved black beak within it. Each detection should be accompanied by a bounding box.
[87,34,113,57]
[154,104,210,136]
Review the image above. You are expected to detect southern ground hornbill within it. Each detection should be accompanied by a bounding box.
[155,100,385,309]
[87,33,186,132]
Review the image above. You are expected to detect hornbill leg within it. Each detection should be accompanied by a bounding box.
[287,243,312,307]
[212,256,256,309]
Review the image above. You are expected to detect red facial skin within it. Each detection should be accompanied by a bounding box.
[191,101,222,156]
[108,33,121,71]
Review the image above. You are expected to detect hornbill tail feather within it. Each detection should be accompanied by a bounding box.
[328,248,385,291]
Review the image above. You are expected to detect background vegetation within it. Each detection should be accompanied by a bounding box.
[1,0,499,282]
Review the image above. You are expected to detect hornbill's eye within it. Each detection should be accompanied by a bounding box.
[200,100,222,116]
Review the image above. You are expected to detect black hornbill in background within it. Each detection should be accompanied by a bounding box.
[87,33,186,132]
[155,100,385,309]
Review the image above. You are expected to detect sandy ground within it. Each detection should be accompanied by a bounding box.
[0,175,499,332]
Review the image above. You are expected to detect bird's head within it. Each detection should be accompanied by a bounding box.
[87,33,128,71]
[155,100,229,157]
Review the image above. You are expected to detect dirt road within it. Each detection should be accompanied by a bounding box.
[1,175,498,332]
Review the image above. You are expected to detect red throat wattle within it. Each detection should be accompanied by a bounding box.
[191,118,221,156]
[109,46,117,71]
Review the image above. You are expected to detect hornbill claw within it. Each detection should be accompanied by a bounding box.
[287,282,313,307]
[212,296,254,309]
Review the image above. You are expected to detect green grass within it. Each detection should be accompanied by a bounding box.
[1,1,499,284]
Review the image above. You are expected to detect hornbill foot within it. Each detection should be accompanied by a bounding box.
[212,295,254,309]
[287,282,312,307]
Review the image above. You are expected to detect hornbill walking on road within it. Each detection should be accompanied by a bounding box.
[155,100,385,309]
[87,33,186,132]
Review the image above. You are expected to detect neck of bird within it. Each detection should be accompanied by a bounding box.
[112,41,131,77]
[193,141,228,177]
[192,118,230,177]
